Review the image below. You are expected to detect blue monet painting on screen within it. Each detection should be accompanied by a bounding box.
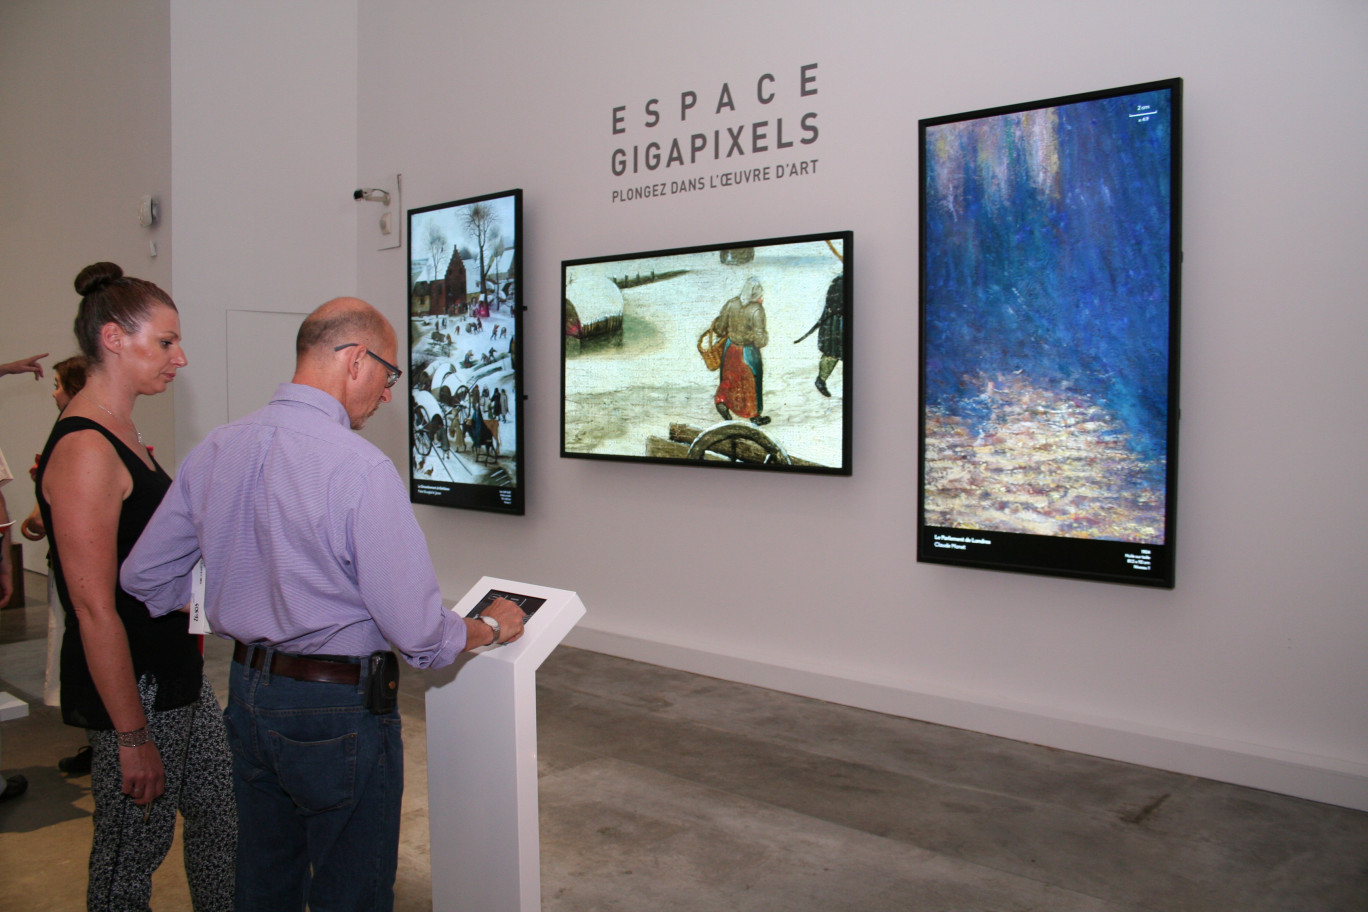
[922,87,1175,546]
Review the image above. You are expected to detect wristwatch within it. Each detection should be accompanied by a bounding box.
[479,614,502,646]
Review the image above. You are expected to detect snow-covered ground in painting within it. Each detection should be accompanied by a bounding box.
[410,305,517,485]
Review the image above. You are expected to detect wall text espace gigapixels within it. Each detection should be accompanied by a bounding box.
[608,63,822,202]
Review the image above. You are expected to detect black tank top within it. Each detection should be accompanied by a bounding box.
[36,416,202,730]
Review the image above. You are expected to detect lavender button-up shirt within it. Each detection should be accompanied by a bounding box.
[121,383,466,665]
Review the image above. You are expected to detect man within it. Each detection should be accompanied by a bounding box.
[121,298,525,911]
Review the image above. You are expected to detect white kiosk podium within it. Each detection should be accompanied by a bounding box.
[425,577,586,912]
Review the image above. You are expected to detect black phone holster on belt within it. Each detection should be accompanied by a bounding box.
[364,650,400,714]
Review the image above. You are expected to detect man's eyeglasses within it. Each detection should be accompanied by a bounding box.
[335,343,402,388]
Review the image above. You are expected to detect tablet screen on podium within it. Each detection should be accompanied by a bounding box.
[465,588,546,620]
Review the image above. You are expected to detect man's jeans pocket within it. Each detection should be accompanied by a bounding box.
[269,729,358,814]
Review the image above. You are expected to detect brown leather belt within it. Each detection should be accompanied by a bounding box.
[233,641,361,685]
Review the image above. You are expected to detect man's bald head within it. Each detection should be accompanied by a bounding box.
[296,297,395,364]
[291,297,399,429]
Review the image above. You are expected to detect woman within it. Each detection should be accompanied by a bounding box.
[711,275,771,426]
[21,355,87,715]
[36,262,235,910]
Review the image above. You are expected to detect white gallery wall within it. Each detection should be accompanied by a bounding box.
[5,0,1364,810]
[0,0,175,570]
[169,0,359,454]
[349,0,1368,809]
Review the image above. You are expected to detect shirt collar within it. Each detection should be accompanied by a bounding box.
[269,382,352,429]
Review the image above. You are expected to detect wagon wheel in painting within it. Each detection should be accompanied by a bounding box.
[686,423,792,465]
[431,412,451,455]
[413,409,435,459]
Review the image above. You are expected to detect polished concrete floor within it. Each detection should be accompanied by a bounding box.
[2,571,1366,911]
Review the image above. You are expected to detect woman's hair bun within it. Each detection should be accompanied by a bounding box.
[74,262,124,297]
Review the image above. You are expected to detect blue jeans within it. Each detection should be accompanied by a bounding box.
[224,651,403,912]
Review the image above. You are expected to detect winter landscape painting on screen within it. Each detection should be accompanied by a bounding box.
[563,234,850,475]
[408,190,522,512]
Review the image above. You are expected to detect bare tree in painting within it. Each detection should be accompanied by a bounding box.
[464,202,500,307]
[425,222,449,282]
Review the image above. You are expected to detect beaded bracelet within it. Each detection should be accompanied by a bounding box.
[116,727,152,748]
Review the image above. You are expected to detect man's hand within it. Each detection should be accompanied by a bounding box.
[478,597,527,647]
[0,353,49,379]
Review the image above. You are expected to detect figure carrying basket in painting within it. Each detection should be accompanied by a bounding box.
[706,276,770,427]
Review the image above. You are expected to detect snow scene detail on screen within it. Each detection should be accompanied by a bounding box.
[562,233,850,475]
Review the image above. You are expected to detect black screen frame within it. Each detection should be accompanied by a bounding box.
[561,231,853,477]
[406,188,525,515]
[917,79,1182,587]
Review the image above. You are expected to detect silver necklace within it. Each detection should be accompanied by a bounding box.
[82,392,144,447]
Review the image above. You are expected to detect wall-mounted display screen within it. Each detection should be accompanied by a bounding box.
[407,189,524,514]
[918,79,1182,587]
[562,232,851,475]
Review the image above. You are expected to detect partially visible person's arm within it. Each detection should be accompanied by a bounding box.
[20,502,45,541]
[351,460,522,666]
[462,597,525,650]
[0,492,12,609]
[46,430,165,805]
[22,454,47,541]
[752,304,769,348]
[0,353,48,379]
[120,469,201,617]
